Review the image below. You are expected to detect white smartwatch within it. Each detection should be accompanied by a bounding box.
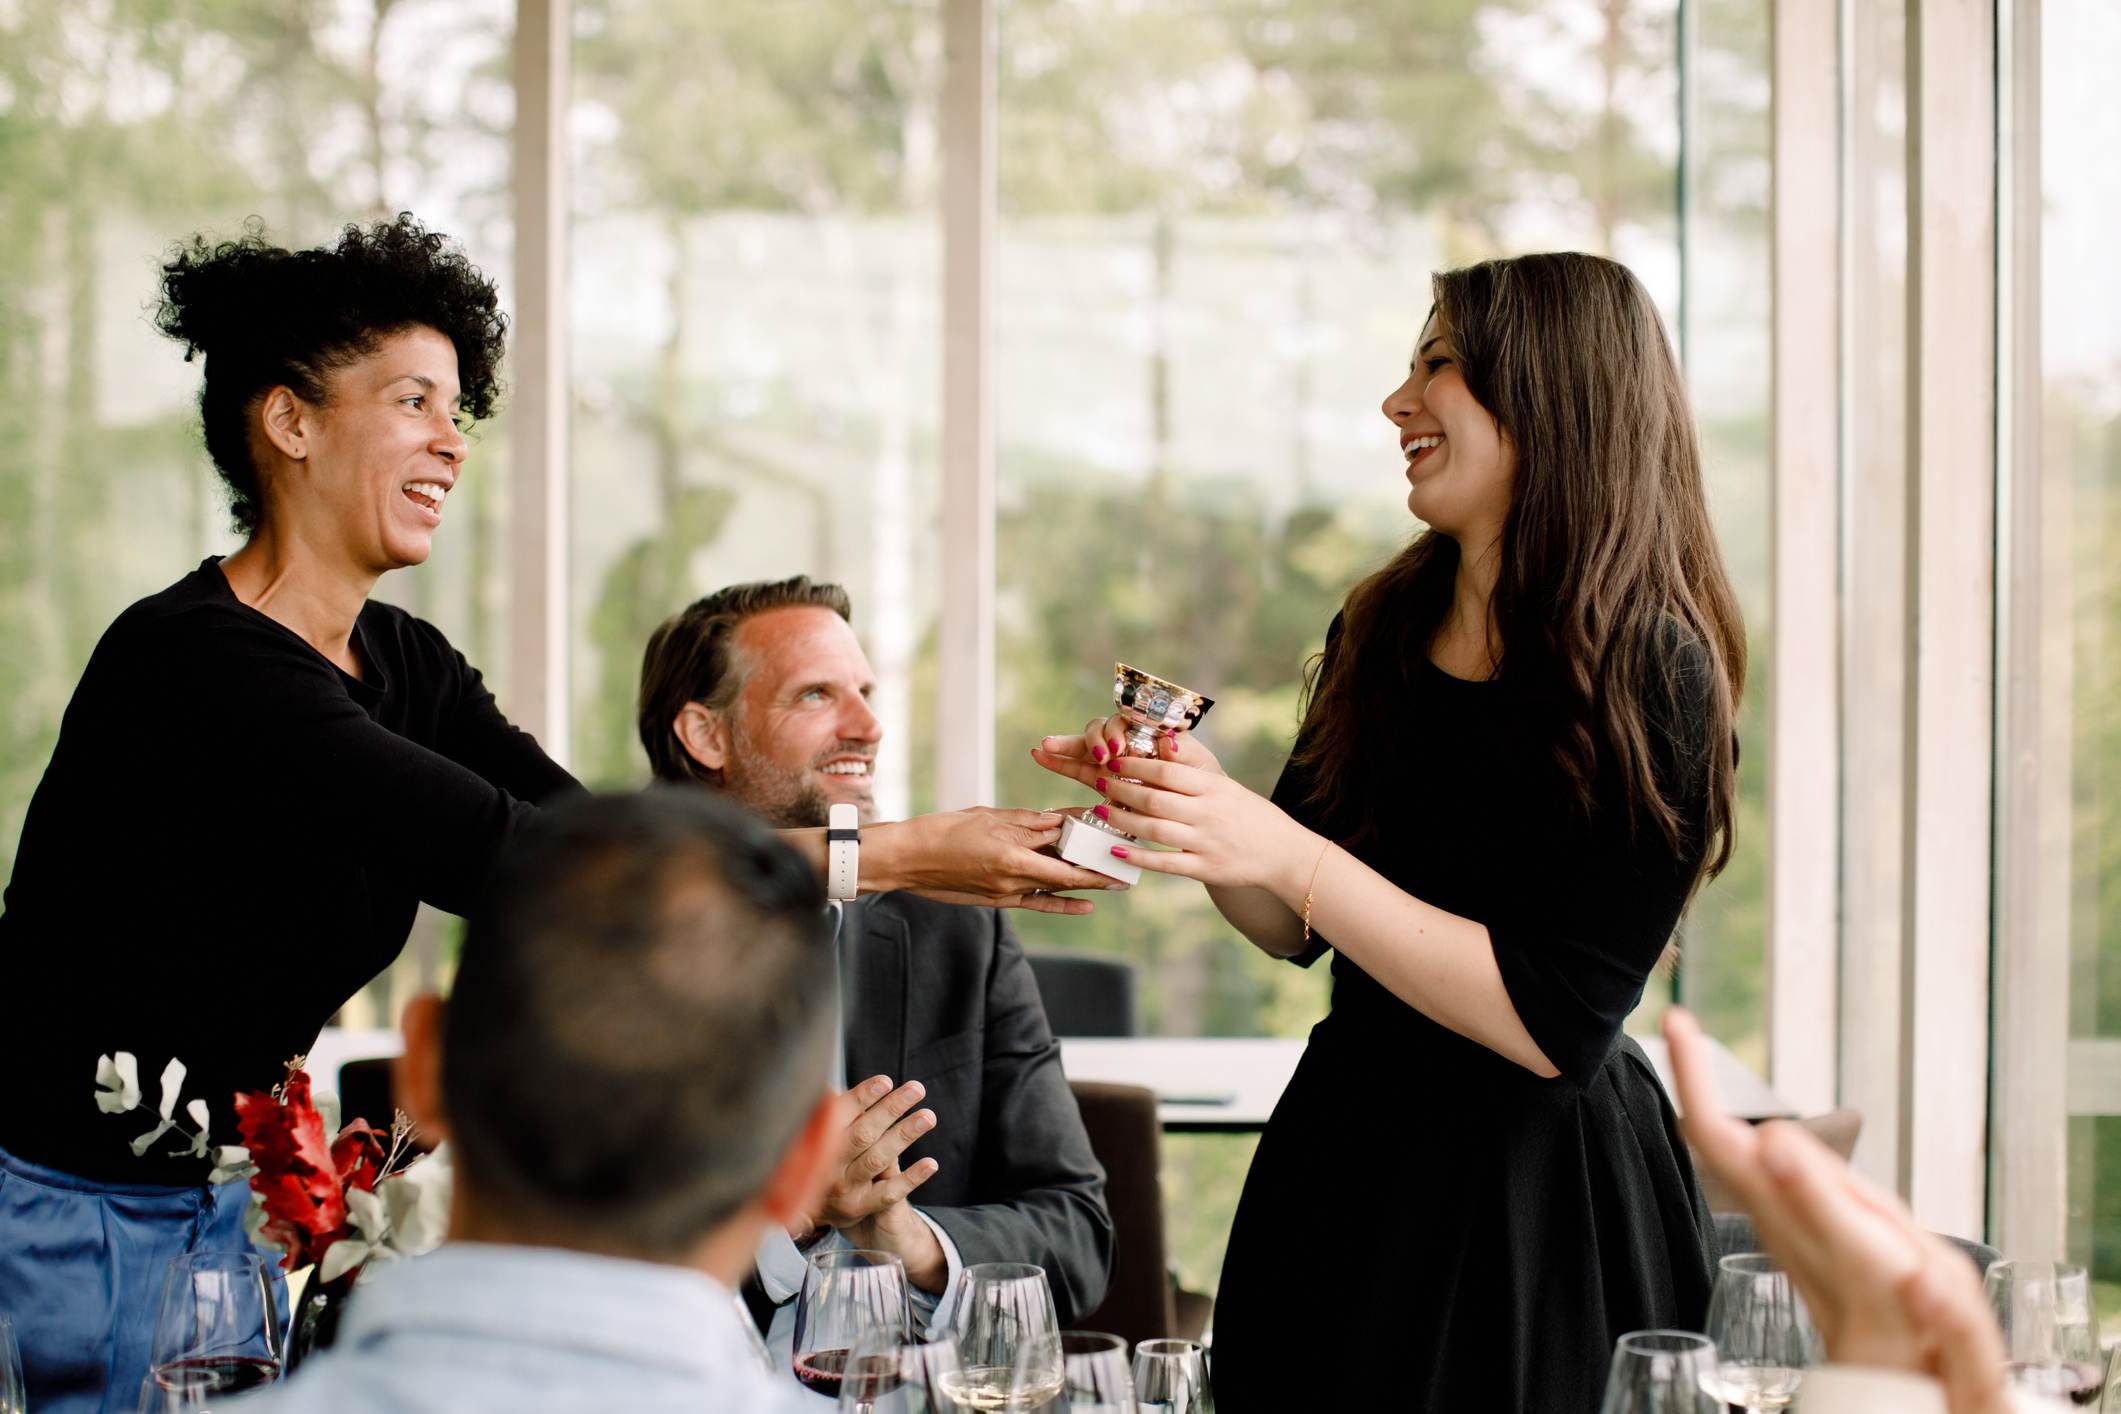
[826,803,860,903]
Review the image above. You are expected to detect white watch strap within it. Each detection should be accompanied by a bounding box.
[826,803,860,902]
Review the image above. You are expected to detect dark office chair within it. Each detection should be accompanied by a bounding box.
[1711,1211,2001,1277]
[1068,1080,1212,1346]
[1027,951,1140,1037]
[336,1056,400,1133]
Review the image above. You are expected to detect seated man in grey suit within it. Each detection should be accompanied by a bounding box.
[638,577,1113,1360]
[230,790,842,1413]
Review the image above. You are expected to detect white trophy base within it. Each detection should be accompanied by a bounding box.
[1057,813,1143,885]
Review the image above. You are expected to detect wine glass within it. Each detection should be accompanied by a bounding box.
[1057,1332,1134,1412]
[837,1331,962,1414]
[145,1251,284,1400]
[0,1314,25,1414]
[1130,1338,1206,1414]
[794,1249,912,1407]
[941,1263,1064,1411]
[1984,1259,2101,1404]
[1597,1330,1719,1414]
[1701,1253,1816,1411]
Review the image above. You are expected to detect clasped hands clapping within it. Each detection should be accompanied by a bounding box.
[787,1073,948,1291]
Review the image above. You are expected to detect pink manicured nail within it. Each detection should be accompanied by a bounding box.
[1095,776,1108,794]
[1110,846,1130,859]
[1092,803,1110,821]
[1092,744,1106,763]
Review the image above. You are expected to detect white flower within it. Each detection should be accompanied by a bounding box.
[95,1052,141,1114]
[178,1100,213,1159]
[155,1058,187,1120]
[318,1188,390,1283]
[243,1188,281,1255]
[378,1142,453,1258]
[130,1118,176,1157]
[207,1145,254,1186]
[128,1057,193,1156]
[316,1089,341,1138]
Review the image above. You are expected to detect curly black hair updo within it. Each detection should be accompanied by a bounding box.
[154,213,508,534]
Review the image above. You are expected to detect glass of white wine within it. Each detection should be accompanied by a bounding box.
[1701,1254,1815,1412]
[938,1264,1063,1411]
[1598,1331,1719,1414]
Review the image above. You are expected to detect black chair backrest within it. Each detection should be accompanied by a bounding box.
[1027,951,1140,1037]
[1068,1080,1177,1345]
[1711,1211,2001,1277]
[337,1057,399,1133]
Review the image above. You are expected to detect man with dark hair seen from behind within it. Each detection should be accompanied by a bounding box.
[227,789,840,1412]
[637,577,1112,1370]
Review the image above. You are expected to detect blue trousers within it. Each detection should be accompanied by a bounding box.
[0,1143,285,1414]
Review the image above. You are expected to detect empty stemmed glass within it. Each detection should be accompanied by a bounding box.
[1130,1338,1206,1414]
[1597,1330,1719,1414]
[1984,1260,2102,1404]
[1056,1332,1134,1412]
[794,1249,912,1408]
[1701,1253,1816,1411]
[941,1263,1064,1411]
[145,1251,284,1401]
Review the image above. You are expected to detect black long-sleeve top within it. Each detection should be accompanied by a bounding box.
[0,558,581,1183]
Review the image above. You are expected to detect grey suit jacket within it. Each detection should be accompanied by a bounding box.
[842,892,1113,1325]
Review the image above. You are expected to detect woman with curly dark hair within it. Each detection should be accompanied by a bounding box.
[0,213,1119,1414]
[1035,252,1740,1410]
[0,214,583,1414]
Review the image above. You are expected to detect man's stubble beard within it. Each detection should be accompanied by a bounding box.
[721,742,832,829]
[719,717,882,828]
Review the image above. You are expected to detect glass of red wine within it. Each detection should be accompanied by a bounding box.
[794,1249,911,1410]
[836,1331,962,1414]
[145,1251,284,1405]
[1984,1259,2102,1405]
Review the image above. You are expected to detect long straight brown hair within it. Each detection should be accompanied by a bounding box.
[1293,252,1745,877]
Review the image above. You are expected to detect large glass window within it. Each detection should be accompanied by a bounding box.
[2042,1,2121,1329]
[1668,0,1772,1071]
[567,0,943,813]
[0,0,514,1023]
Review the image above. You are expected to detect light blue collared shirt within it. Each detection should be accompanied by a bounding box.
[226,1242,810,1414]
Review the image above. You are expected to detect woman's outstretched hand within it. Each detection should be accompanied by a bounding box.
[1030,728,1315,894]
[864,808,1126,915]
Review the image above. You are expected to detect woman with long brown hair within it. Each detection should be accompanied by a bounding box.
[1035,251,1742,1409]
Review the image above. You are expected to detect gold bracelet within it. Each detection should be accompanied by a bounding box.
[1300,839,1332,944]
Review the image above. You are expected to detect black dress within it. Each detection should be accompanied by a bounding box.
[0,557,581,1184]
[1210,632,1719,1412]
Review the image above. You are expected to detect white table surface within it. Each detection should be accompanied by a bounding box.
[1059,1032,1794,1133]
[306,1026,1793,1137]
